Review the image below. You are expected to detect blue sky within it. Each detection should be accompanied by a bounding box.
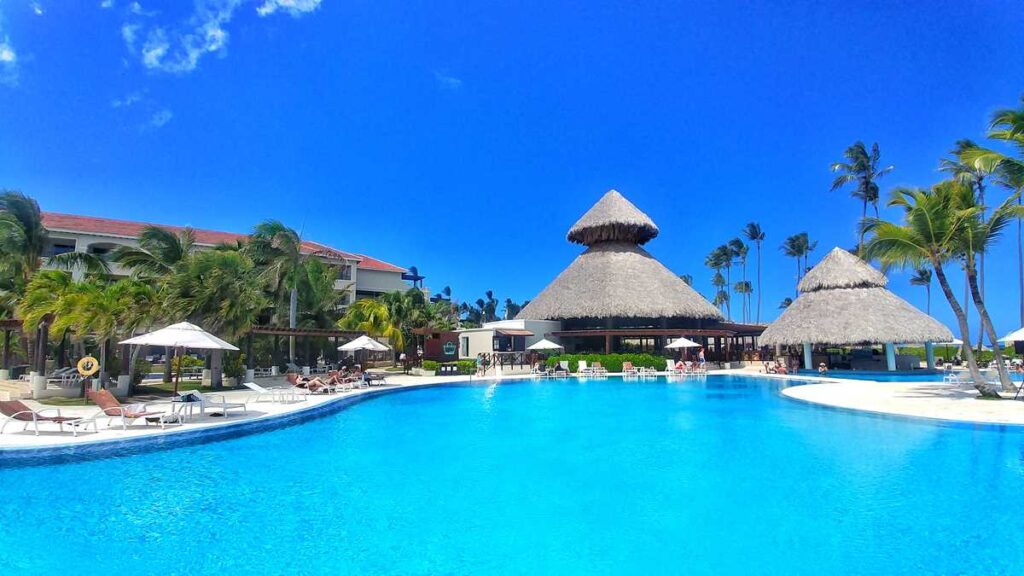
[1,0,1024,339]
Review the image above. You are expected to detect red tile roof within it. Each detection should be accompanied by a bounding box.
[41,212,406,273]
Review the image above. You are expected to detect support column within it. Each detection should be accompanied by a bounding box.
[2,329,10,369]
[925,342,936,370]
[802,342,812,370]
[885,342,896,371]
[210,350,223,390]
[604,334,612,354]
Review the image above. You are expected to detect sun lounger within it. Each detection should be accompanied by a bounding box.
[86,389,179,430]
[243,381,304,403]
[176,390,247,417]
[622,362,639,377]
[665,359,683,376]
[364,372,388,386]
[0,400,97,436]
[591,361,608,376]
[577,360,592,376]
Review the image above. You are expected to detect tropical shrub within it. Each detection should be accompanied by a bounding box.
[224,352,246,380]
[131,359,152,386]
[441,360,476,375]
[422,360,439,371]
[545,353,666,373]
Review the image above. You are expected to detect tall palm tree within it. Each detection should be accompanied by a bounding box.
[339,298,404,350]
[742,222,765,322]
[679,274,693,286]
[830,142,894,250]
[943,139,999,351]
[245,221,308,362]
[781,234,805,296]
[729,238,749,322]
[946,182,1022,392]
[778,297,792,309]
[960,97,1024,325]
[862,183,995,396]
[711,272,727,314]
[733,280,753,322]
[909,268,932,316]
[164,250,269,341]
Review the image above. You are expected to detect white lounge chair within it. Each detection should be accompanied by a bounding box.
[243,381,304,403]
[665,359,683,376]
[0,400,98,437]
[177,390,247,417]
[622,362,639,377]
[577,360,592,376]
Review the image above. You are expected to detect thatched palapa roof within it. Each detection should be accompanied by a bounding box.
[759,247,952,346]
[567,189,659,246]
[517,190,722,321]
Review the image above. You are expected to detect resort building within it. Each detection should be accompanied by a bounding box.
[469,190,766,361]
[759,247,953,371]
[40,212,413,306]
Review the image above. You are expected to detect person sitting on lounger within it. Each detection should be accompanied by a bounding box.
[286,372,328,393]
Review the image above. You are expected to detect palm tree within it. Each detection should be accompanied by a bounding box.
[909,268,932,316]
[164,250,269,341]
[778,297,792,309]
[830,142,894,250]
[742,222,765,322]
[245,221,308,363]
[960,98,1024,325]
[861,183,996,396]
[679,274,693,286]
[112,225,195,278]
[711,272,726,314]
[339,298,404,350]
[729,238,749,322]
[0,191,47,289]
[781,234,805,296]
[946,181,1022,392]
[734,280,753,322]
[942,139,999,351]
[705,246,732,319]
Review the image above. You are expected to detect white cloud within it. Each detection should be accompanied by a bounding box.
[111,91,143,108]
[256,0,321,17]
[0,11,17,87]
[100,0,115,8]
[147,108,173,128]
[121,0,321,75]
[434,71,463,90]
[31,3,43,16]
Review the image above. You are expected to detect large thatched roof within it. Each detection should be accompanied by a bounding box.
[567,189,659,246]
[516,241,723,320]
[760,247,952,346]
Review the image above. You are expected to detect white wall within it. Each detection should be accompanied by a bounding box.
[456,319,563,359]
[356,268,409,295]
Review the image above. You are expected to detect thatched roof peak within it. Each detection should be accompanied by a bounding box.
[567,189,659,246]
[798,247,887,293]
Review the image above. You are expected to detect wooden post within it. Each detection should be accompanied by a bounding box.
[36,323,49,373]
[802,342,812,370]
[604,334,612,354]
[2,329,10,369]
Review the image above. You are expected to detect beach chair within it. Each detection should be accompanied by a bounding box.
[622,361,639,377]
[177,390,247,418]
[665,359,683,376]
[0,400,97,436]
[364,372,388,386]
[591,361,608,376]
[86,389,178,430]
[531,364,550,377]
[577,360,592,376]
[243,381,304,403]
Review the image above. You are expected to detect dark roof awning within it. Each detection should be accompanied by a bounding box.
[495,329,534,337]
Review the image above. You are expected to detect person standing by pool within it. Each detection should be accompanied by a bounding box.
[697,347,706,368]
[475,353,485,376]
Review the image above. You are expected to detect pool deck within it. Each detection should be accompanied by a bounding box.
[773,371,1024,426]
[0,373,496,452]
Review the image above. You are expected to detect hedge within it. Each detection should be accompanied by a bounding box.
[440,360,477,375]
[422,360,439,371]
[545,353,666,373]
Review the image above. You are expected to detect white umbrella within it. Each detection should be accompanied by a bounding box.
[937,338,964,346]
[665,337,700,349]
[119,322,238,392]
[527,338,563,351]
[999,327,1024,343]
[338,335,391,352]
[120,322,239,350]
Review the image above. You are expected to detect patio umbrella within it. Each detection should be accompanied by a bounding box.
[935,338,964,362]
[120,322,238,393]
[526,338,564,351]
[338,335,391,352]
[999,328,1024,343]
[665,337,700,349]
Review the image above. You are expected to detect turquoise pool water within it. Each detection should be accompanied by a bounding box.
[2,375,1023,574]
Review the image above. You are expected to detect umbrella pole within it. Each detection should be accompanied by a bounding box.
[174,347,181,395]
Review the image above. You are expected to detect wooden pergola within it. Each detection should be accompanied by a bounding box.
[245,326,365,366]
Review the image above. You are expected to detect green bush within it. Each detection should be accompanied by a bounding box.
[131,359,152,386]
[171,355,204,372]
[545,353,666,373]
[441,360,476,375]
[422,360,439,371]
[224,353,245,380]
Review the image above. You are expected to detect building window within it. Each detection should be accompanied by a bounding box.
[338,265,352,281]
[460,336,469,357]
[44,241,76,257]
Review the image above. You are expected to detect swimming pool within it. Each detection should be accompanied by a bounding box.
[2,375,1023,574]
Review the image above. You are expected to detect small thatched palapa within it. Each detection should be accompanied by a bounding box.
[567,189,659,246]
[517,190,722,321]
[759,247,952,346]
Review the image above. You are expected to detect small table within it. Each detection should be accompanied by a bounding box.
[170,398,202,421]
